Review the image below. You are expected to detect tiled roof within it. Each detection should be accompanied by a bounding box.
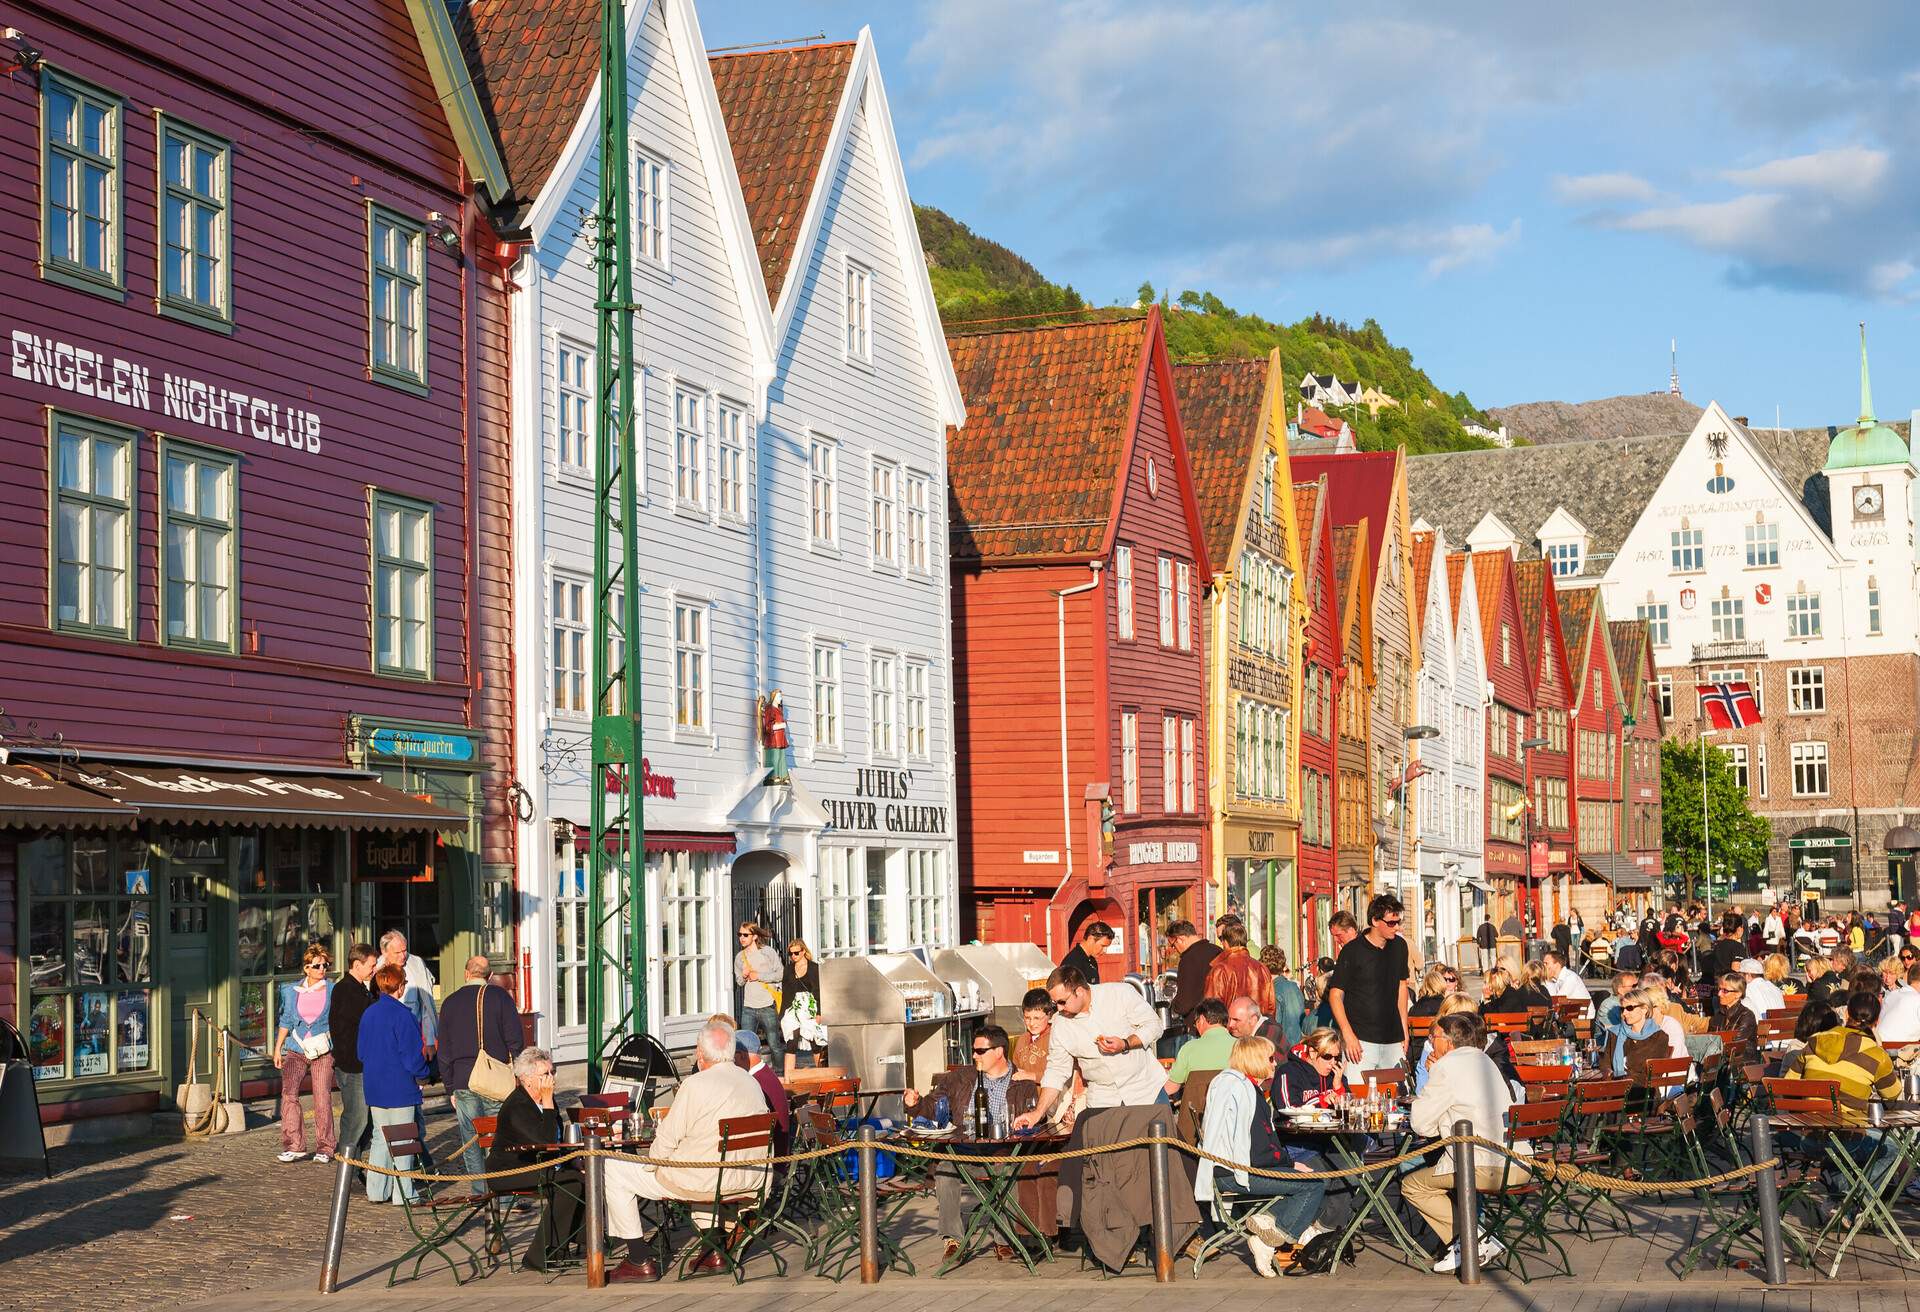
[1608,620,1651,719]
[1292,480,1321,557]
[1292,451,1400,582]
[1410,529,1436,619]
[1333,523,1364,647]
[945,317,1150,563]
[1556,584,1597,683]
[454,0,600,219]
[1445,551,1468,626]
[1298,404,1342,438]
[1174,359,1269,568]
[709,41,856,304]
[1513,556,1547,648]
[1470,552,1507,662]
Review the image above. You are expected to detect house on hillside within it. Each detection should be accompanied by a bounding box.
[1300,373,1356,408]
[1292,404,1356,454]
[1359,385,1400,417]
[946,311,1211,974]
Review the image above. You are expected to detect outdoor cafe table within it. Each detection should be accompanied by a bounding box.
[1277,1117,1430,1269]
[902,1129,1068,1275]
[1772,1108,1920,1277]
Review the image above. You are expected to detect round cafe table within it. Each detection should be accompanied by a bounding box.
[903,1129,1068,1275]
[1277,1111,1430,1269]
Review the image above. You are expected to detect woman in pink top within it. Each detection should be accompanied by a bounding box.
[274,943,337,1163]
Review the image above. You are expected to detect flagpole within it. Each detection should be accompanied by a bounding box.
[1701,729,1713,923]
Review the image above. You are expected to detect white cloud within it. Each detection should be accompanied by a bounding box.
[1722,145,1888,199]
[1614,193,1787,248]
[1551,172,1657,204]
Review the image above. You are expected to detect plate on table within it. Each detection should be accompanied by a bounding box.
[906,1123,958,1138]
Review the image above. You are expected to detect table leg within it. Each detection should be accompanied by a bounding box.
[941,1157,1052,1275]
[1816,1130,1919,1278]
[1328,1134,1427,1268]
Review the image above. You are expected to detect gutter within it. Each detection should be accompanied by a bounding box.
[1046,560,1104,954]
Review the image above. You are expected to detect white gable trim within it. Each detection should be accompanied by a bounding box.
[1703,400,1844,564]
[1466,510,1519,552]
[523,0,775,379]
[1537,505,1590,542]
[768,28,965,427]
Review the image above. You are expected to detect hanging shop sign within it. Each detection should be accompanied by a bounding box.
[354,829,435,881]
[823,768,947,835]
[365,725,478,765]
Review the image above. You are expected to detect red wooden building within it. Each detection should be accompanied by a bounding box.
[0,1,514,1130]
[1458,550,1535,928]
[1293,476,1342,958]
[947,312,1212,977]
[1609,619,1667,902]
[1515,559,1575,927]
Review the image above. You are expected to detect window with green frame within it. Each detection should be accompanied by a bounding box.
[41,69,123,295]
[23,831,154,1083]
[161,441,237,649]
[371,490,432,677]
[158,117,231,328]
[52,412,135,639]
[234,830,344,1058]
[368,204,425,389]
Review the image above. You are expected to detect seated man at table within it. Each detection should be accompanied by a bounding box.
[1402,1013,1524,1273]
[605,1021,770,1283]
[1538,950,1591,1012]
[1594,969,1639,1035]
[903,1025,1036,1261]
[735,1030,792,1156]
[1165,999,1234,1098]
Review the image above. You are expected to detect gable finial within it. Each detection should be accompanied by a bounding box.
[1859,321,1876,425]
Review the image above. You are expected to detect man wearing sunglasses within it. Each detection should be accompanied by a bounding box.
[1327,894,1411,1080]
[903,1026,1032,1260]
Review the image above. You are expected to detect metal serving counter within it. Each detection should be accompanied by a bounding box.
[821,953,987,1111]
[933,943,1050,1032]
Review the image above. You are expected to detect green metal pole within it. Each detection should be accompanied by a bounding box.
[587,0,644,1093]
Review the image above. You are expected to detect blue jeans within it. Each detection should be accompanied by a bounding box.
[741,1005,784,1064]
[1214,1166,1326,1243]
[451,1088,503,1195]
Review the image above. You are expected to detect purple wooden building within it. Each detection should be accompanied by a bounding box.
[0,1,518,1133]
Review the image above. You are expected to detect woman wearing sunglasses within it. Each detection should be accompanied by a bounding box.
[273,943,337,1163]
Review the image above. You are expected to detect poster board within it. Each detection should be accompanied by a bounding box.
[0,1020,50,1177]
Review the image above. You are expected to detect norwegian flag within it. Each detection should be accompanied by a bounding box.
[1696,680,1762,730]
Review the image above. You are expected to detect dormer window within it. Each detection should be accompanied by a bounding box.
[1545,542,1581,577]
[1536,507,1590,578]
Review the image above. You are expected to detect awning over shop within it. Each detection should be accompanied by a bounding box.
[1887,826,1920,853]
[64,765,465,830]
[0,766,137,828]
[1578,853,1658,891]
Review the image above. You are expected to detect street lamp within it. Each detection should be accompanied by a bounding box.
[1521,734,1551,938]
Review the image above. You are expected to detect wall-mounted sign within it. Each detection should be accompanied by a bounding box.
[605,759,678,799]
[1022,850,1061,864]
[1788,835,1852,850]
[1754,583,1772,606]
[1247,831,1275,853]
[1679,587,1697,611]
[354,829,434,881]
[366,726,478,764]
[1129,842,1165,864]
[1168,842,1199,863]
[11,327,323,454]
[824,768,947,835]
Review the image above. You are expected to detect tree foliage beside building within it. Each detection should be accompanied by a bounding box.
[1660,737,1772,903]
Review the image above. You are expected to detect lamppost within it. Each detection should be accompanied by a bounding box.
[1400,724,1440,957]
[1521,734,1551,941]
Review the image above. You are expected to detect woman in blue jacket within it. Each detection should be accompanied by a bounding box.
[273,943,336,1163]
[361,963,430,1203]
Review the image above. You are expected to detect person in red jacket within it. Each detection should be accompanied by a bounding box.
[1204,920,1274,1016]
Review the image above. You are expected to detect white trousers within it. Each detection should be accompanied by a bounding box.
[604,1159,719,1238]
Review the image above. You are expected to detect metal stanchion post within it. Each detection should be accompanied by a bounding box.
[857,1125,880,1285]
[585,1136,607,1288]
[1452,1119,1481,1286]
[318,1151,355,1293]
[1749,1111,1789,1287]
[1148,1131,1175,1283]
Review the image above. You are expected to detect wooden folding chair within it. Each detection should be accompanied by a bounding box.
[1513,1063,1573,1105]
[381,1119,488,1286]
[674,1112,783,1282]
[1484,1012,1531,1036]
[1481,1100,1574,1282]
[1409,1012,1435,1040]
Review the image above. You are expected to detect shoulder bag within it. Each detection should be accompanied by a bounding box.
[467,985,517,1101]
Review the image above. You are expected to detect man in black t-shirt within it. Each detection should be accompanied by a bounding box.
[1708,912,1746,982]
[1328,893,1412,1080]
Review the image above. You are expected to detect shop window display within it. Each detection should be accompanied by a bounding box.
[24,831,154,1082]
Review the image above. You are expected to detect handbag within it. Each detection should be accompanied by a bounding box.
[467,986,517,1101]
[297,1030,333,1060]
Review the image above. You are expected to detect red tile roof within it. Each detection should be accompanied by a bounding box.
[1513,556,1547,645]
[945,317,1150,563]
[1557,585,1598,683]
[1174,359,1270,568]
[1292,480,1321,553]
[1470,552,1507,661]
[1446,550,1468,622]
[1608,620,1652,722]
[1333,521,1369,656]
[456,0,600,215]
[1410,529,1436,619]
[1291,450,1401,583]
[709,41,856,304]
[1298,405,1342,439]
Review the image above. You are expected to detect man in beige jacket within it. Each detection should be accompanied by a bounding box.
[606,1021,770,1282]
[1402,1011,1527,1274]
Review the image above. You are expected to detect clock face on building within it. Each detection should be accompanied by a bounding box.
[1855,484,1884,518]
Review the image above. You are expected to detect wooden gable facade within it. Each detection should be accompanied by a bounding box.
[1294,478,1341,958]
[1514,559,1575,923]
[1331,521,1374,905]
[1467,549,1535,924]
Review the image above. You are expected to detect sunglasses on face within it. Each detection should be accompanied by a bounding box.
[1622,1003,1648,1013]
[307,963,329,971]
[1378,917,1402,927]
[972,1046,994,1056]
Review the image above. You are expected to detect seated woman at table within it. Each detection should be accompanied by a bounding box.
[1478,966,1526,1022]
[1272,1028,1347,1110]
[1708,973,1760,1053]
[1787,991,1900,1125]
[484,1046,585,1271]
[1196,1036,1335,1277]
[1503,960,1554,1019]
[1600,988,1681,1087]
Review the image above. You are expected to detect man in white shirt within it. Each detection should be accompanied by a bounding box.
[1762,909,1785,953]
[1012,966,1166,1129]
[1402,1012,1522,1273]
[1878,963,1920,1044]
[1737,958,1785,1024]
[1539,950,1591,1011]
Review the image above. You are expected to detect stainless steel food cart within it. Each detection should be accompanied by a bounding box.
[934,944,1044,1032]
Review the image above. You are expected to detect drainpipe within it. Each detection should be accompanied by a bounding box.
[1047,561,1105,955]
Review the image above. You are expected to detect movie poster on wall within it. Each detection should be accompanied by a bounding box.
[74,991,110,1076]
[28,996,65,1081]
[116,990,151,1072]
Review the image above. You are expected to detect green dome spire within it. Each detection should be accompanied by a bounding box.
[1825,322,1911,471]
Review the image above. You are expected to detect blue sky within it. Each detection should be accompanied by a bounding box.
[700,1,1920,424]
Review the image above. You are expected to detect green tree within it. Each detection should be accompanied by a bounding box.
[1661,737,1771,903]
[1137,280,1156,307]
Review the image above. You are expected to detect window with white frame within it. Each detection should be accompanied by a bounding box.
[42,72,122,291]
[870,652,897,758]
[1175,561,1192,651]
[1158,556,1175,646]
[1636,602,1669,648]
[53,415,133,638]
[1121,712,1139,813]
[812,641,842,751]
[160,443,236,649]
[1744,521,1779,568]
[1181,716,1196,812]
[372,492,432,676]
[870,459,898,567]
[1545,542,1581,577]
[1670,526,1704,572]
[1116,545,1135,639]
[1162,714,1178,812]
[1788,665,1825,714]
[1261,451,1277,520]
[1756,742,1769,798]
[844,258,872,363]
[1720,743,1749,791]
[1869,581,1883,635]
[553,842,589,1029]
[655,849,712,1017]
[864,850,889,953]
[673,385,705,509]
[555,341,592,473]
[1657,674,1674,721]
[1703,665,1760,715]
[552,575,588,715]
[369,206,425,386]
[673,601,708,732]
[1786,592,1821,639]
[158,118,229,324]
[904,660,930,760]
[716,400,746,520]
[1710,595,1745,641]
[634,147,667,266]
[905,849,947,947]
[904,472,931,573]
[809,436,837,545]
[1790,741,1829,797]
[816,847,859,956]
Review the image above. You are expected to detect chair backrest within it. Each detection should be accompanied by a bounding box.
[1764,1077,1840,1118]
[1484,1012,1531,1035]
[1757,1015,1796,1044]
[1644,1057,1692,1090]
[1358,1068,1404,1096]
[814,1076,861,1119]
[580,1091,632,1111]
[1780,993,1809,1012]
[1509,1038,1565,1061]
[1572,1078,1631,1117]
[805,1108,845,1149]
[1554,999,1588,1022]
[1527,1005,1551,1029]
[572,1105,627,1136]
[380,1119,426,1158]
[472,1113,499,1150]
[1513,1062,1572,1087]
[1507,1099,1568,1145]
[719,1111,778,1157]
[1409,1013,1434,1038]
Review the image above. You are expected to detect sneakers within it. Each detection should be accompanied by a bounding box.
[276,1150,308,1164]
[1432,1233,1505,1274]
[312,1153,333,1165]
[1246,1233,1279,1278]
[1246,1214,1289,1247]
[1477,1235,1506,1265]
